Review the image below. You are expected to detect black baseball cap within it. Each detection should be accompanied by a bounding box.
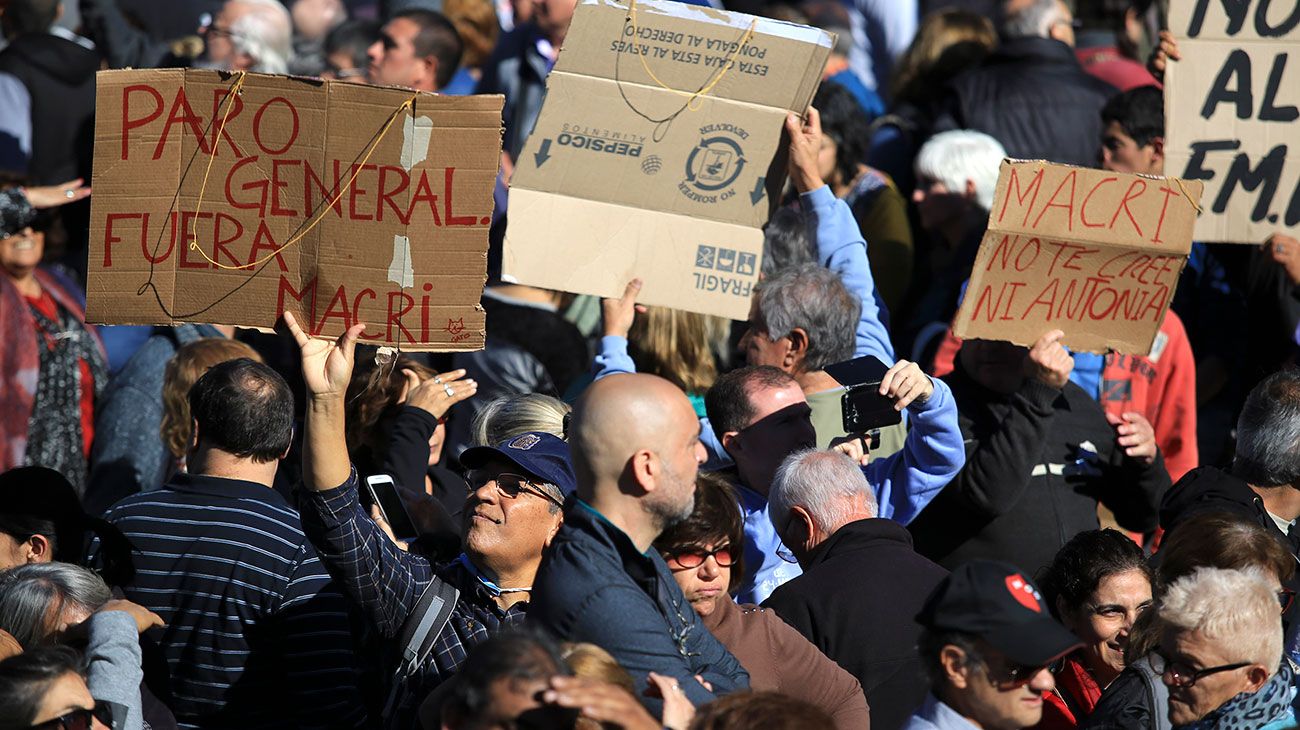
[459,432,576,498]
[916,560,1082,667]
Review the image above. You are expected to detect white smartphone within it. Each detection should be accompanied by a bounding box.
[364,474,419,542]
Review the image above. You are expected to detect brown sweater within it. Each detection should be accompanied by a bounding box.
[703,597,871,729]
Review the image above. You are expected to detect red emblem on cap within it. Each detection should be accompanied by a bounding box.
[1005,574,1043,613]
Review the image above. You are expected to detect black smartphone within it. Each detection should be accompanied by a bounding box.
[825,355,903,434]
[365,474,420,542]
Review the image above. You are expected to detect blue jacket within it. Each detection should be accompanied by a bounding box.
[84,324,221,516]
[735,375,964,603]
[530,499,749,712]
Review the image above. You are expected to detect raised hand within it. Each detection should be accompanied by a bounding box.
[1023,330,1074,389]
[24,179,91,209]
[1108,411,1157,465]
[785,106,824,194]
[284,311,365,401]
[602,278,646,338]
[878,359,934,411]
[402,368,477,420]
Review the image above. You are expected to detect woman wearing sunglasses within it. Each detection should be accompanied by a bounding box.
[1036,530,1155,729]
[0,645,112,729]
[651,472,870,730]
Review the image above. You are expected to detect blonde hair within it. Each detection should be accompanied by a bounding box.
[161,338,263,458]
[1159,567,1283,673]
[443,0,499,69]
[561,643,636,694]
[891,9,996,106]
[471,393,570,447]
[628,306,725,394]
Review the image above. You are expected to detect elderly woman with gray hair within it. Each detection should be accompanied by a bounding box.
[1153,567,1299,729]
[0,563,170,730]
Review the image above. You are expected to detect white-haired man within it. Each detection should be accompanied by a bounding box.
[1158,567,1296,728]
[201,0,294,74]
[762,448,949,730]
[905,129,1007,362]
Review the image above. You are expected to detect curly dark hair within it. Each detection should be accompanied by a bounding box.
[1037,529,1152,619]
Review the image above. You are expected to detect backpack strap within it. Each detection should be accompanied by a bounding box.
[383,577,460,722]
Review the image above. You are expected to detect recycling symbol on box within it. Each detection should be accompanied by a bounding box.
[685,136,746,192]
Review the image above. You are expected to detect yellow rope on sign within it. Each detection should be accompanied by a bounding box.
[187,71,418,270]
[1173,177,1204,214]
[627,0,757,112]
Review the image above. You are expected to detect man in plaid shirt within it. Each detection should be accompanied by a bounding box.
[287,314,570,730]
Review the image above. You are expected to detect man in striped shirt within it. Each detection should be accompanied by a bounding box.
[102,357,369,730]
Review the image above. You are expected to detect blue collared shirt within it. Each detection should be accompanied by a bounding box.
[901,694,982,730]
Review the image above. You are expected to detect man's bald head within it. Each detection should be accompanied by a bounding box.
[571,374,699,498]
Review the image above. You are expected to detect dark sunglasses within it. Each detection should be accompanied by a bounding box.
[29,701,113,729]
[1279,588,1296,613]
[665,544,736,569]
[466,471,564,508]
[990,660,1049,690]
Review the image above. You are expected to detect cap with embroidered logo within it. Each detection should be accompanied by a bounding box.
[915,559,1082,667]
[459,431,576,498]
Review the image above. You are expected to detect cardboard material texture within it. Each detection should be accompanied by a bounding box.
[953,160,1203,355]
[504,0,832,319]
[1165,0,1299,243]
[87,68,503,350]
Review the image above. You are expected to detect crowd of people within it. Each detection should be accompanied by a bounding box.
[2,0,1300,728]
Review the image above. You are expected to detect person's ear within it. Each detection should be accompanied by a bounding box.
[421,56,440,90]
[1244,664,1271,693]
[1150,136,1165,165]
[964,179,977,202]
[189,419,201,453]
[629,448,657,495]
[544,511,563,546]
[721,431,741,456]
[1055,595,1075,629]
[788,505,817,552]
[787,328,810,367]
[24,534,51,563]
[940,645,971,688]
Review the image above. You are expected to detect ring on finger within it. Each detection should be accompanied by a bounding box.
[443,384,455,397]
[433,375,443,384]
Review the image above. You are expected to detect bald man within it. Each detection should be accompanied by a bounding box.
[530,373,750,714]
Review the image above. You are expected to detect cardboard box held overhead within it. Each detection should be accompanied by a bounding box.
[953,160,1203,355]
[88,68,503,350]
[504,0,833,319]
[1165,0,1300,243]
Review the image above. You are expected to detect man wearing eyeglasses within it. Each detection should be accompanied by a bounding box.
[288,314,571,730]
[1156,567,1296,728]
[904,560,1083,730]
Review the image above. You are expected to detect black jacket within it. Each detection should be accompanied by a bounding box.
[1160,466,1300,556]
[930,37,1117,168]
[762,519,947,730]
[476,25,551,160]
[0,32,97,184]
[908,363,1169,575]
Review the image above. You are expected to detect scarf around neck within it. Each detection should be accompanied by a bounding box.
[1178,661,1298,730]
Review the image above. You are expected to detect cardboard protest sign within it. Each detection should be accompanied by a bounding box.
[1165,0,1300,243]
[953,160,1203,354]
[503,0,832,319]
[88,69,503,350]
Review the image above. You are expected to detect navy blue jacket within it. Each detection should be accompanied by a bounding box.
[530,499,749,712]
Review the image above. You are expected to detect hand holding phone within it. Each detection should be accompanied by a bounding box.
[365,474,420,543]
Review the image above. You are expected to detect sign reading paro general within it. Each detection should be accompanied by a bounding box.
[1166,0,1300,243]
[88,69,504,350]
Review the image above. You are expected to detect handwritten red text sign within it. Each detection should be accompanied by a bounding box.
[88,69,504,351]
[954,160,1203,354]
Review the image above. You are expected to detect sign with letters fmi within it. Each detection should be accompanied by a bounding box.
[1166,0,1300,243]
[503,0,832,319]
